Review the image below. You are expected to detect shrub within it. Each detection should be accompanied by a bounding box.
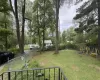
[66,43,78,50]
[44,43,78,51]
[59,44,66,50]
[8,48,20,55]
[90,53,97,58]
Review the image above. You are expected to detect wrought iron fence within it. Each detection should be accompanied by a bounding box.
[0,67,67,80]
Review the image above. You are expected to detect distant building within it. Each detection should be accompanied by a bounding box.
[44,40,53,47]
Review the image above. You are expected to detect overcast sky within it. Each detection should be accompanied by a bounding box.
[59,1,86,32]
[59,4,76,31]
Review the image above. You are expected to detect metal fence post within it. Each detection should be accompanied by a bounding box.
[58,68,60,80]
[2,74,3,80]
[8,72,10,80]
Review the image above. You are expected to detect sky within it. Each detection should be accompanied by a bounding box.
[59,1,86,32]
[59,4,77,31]
[30,0,85,32]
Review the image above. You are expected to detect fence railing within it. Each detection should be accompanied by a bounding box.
[0,67,67,80]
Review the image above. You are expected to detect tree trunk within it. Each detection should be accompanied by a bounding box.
[97,0,100,55]
[9,0,25,54]
[21,0,26,54]
[42,28,45,50]
[14,0,22,53]
[37,5,41,53]
[38,28,41,53]
[42,0,46,51]
[4,13,8,51]
[5,22,8,51]
[55,0,60,54]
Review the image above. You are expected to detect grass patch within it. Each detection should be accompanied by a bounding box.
[30,50,100,80]
[28,60,40,68]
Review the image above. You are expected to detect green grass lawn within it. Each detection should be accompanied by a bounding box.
[29,50,100,80]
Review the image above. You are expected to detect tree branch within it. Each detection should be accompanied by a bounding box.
[9,0,15,15]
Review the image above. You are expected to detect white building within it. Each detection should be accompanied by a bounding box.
[44,40,53,47]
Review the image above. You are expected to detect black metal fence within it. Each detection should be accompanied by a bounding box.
[0,67,67,80]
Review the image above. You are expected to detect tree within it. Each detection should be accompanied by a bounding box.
[21,0,26,53]
[62,30,67,43]
[97,0,100,54]
[0,0,13,50]
[73,0,100,54]
[31,0,55,51]
[61,27,76,44]
[0,28,12,50]
[54,0,78,54]
[9,0,26,54]
[54,0,60,54]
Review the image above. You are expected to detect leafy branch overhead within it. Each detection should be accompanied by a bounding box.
[73,0,98,33]
[0,28,12,36]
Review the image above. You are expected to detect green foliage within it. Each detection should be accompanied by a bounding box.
[74,33,85,44]
[28,60,39,68]
[0,28,13,50]
[62,30,67,43]
[61,27,77,45]
[74,0,96,20]
[0,28,12,36]
[8,35,18,48]
[0,0,11,13]
[30,0,55,46]
[8,48,20,54]
[73,0,98,53]
[66,43,78,49]
[59,44,66,50]
[0,0,13,50]
[64,27,76,41]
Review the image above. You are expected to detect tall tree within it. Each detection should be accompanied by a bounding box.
[54,0,77,54]
[21,0,26,53]
[32,0,55,51]
[73,0,100,54]
[55,0,60,54]
[41,0,46,51]
[0,0,12,50]
[97,0,100,54]
[9,0,26,54]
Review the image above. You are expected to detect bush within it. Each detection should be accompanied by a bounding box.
[59,44,66,50]
[8,48,20,55]
[44,43,78,51]
[66,43,78,50]
[90,53,97,58]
